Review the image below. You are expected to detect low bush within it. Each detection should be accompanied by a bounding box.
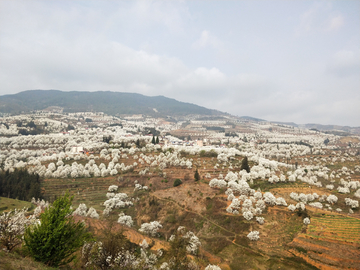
[173,179,182,187]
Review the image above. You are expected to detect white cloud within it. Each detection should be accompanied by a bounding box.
[130,0,189,34]
[296,2,344,35]
[327,15,344,31]
[297,4,318,34]
[192,30,222,49]
[0,36,188,91]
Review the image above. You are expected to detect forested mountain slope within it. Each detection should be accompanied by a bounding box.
[0,90,222,117]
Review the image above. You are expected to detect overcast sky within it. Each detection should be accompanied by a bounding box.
[0,0,359,126]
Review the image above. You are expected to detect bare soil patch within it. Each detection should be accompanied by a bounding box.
[75,216,169,251]
[339,137,360,144]
[152,182,216,213]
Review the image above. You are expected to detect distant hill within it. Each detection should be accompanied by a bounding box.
[247,118,360,135]
[270,121,298,127]
[269,122,360,135]
[0,90,222,117]
[300,123,360,136]
[239,116,266,122]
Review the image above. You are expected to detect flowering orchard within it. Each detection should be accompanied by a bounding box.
[1,111,360,269]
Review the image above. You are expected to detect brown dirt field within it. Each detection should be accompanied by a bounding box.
[312,252,360,267]
[152,182,217,213]
[291,235,360,266]
[200,248,222,265]
[299,233,360,247]
[123,229,168,251]
[289,249,342,270]
[292,237,330,251]
[254,206,300,257]
[75,216,169,251]
[75,216,225,268]
[339,137,360,144]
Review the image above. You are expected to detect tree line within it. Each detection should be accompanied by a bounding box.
[0,169,43,201]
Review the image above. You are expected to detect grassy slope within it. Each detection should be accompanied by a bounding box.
[0,250,57,270]
[0,197,33,213]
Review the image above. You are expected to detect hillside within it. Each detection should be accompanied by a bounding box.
[1,109,360,269]
[37,145,360,269]
[0,90,222,117]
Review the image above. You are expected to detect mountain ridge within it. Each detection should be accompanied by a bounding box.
[1,90,359,134]
[0,90,223,117]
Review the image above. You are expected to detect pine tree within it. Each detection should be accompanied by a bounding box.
[240,157,250,173]
[194,169,200,181]
[24,193,92,267]
[173,178,182,187]
[152,136,156,144]
[156,136,159,144]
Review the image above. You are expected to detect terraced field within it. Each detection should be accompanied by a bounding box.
[289,213,360,269]
[307,215,360,244]
[42,175,140,210]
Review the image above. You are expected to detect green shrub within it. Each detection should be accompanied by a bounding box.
[194,169,200,181]
[24,193,92,267]
[173,179,182,187]
[240,157,250,173]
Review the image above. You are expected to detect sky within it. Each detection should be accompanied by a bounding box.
[0,0,359,126]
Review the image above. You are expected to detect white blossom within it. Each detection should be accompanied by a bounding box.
[87,207,99,219]
[288,204,296,212]
[139,221,162,236]
[209,178,227,189]
[256,217,265,225]
[73,203,88,216]
[0,208,37,251]
[118,213,134,227]
[247,231,260,241]
[345,198,359,209]
[303,217,310,225]
[205,265,222,270]
[140,239,149,249]
[326,195,338,204]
